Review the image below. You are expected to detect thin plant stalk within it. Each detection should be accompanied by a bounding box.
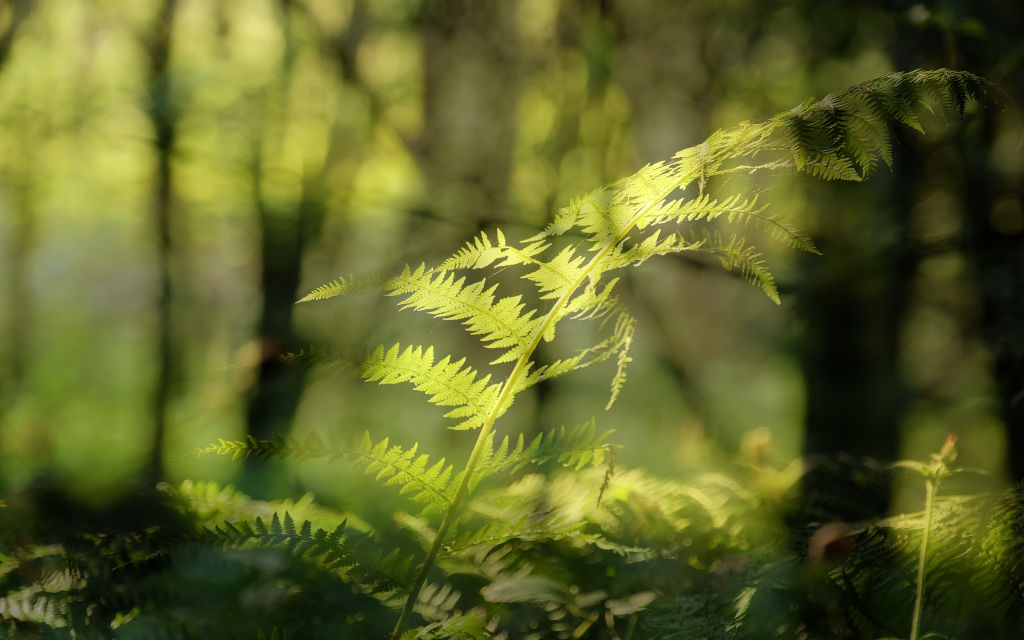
[909,478,936,640]
[908,433,955,640]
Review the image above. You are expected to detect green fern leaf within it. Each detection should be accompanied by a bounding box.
[472,420,614,484]
[385,265,542,364]
[351,432,456,515]
[297,272,384,302]
[361,343,504,430]
[692,231,780,304]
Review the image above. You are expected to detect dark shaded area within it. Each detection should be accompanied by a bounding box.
[0,479,394,639]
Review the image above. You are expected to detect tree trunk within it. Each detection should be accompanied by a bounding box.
[144,0,179,483]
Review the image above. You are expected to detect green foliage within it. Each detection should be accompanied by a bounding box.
[2,69,1009,639]
[196,421,612,517]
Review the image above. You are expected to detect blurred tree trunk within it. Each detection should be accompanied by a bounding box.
[243,0,337,492]
[414,0,518,232]
[1,182,36,403]
[945,11,1024,480]
[962,116,1024,480]
[143,0,180,482]
[244,161,323,453]
[243,0,310,482]
[0,0,31,64]
[799,157,919,468]
[887,0,1024,479]
[0,0,35,411]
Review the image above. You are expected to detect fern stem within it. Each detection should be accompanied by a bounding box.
[391,179,687,639]
[391,354,529,637]
[909,478,936,640]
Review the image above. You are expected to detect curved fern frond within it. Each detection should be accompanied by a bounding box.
[207,513,418,594]
[471,420,614,487]
[351,433,456,516]
[385,265,543,365]
[301,69,986,400]
[194,424,611,519]
[689,231,780,303]
[297,272,385,302]
[194,432,336,462]
[195,432,458,516]
[361,343,505,430]
[448,510,591,554]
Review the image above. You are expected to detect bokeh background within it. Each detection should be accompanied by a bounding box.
[0,0,1021,514]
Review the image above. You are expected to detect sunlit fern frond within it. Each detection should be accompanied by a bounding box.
[297,275,356,302]
[289,71,991,638]
[448,510,592,554]
[297,272,386,302]
[194,432,458,516]
[350,432,458,516]
[470,420,614,489]
[361,343,505,430]
[686,231,779,303]
[385,265,543,365]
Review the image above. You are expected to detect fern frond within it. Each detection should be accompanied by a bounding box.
[414,582,462,622]
[413,607,495,640]
[170,479,374,533]
[297,272,384,302]
[437,229,517,271]
[385,265,543,365]
[448,510,591,553]
[192,433,457,516]
[194,425,607,519]
[517,305,635,406]
[522,245,589,302]
[472,420,614,485]
[351,432,457,516]
[834,486,1023,635]
[690,231,780,304]
[207,515,418,594]
[193,432,335,462]
[361,343,504,430]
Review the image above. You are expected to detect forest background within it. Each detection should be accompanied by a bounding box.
[0,0,1022,524]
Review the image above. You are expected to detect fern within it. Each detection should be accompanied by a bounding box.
[295,69,986,637]
[197,422,612,518]
[361,343,504,430]
[288,68,988,637]
[206,513,420,596]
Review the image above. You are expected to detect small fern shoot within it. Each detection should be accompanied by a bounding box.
[293,68,987,638]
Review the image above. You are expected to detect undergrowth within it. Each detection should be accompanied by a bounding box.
[2,69,1019,640]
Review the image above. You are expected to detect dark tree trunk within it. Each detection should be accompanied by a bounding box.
[244,169,322,444]
[961,109,1024,480]
[144,0,180,483]
[242,0,331,493]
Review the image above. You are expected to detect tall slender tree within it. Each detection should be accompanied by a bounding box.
[142,0,180,482]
